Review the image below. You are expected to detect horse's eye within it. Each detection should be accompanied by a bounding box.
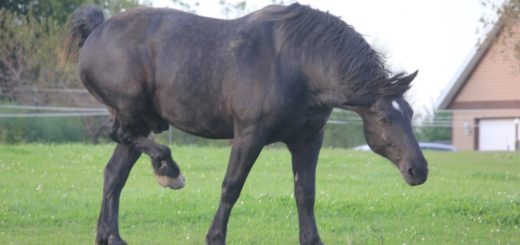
[380,118,388,124]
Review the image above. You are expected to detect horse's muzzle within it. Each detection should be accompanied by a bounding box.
[400,159,428,186]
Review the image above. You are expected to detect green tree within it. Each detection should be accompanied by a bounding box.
[0,0,146,143]
[1,0,84,24]
[0,0,142,25]
[479,0,520,66]
[323,110,366,148]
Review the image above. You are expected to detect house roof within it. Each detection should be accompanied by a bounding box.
[436,21,504,110]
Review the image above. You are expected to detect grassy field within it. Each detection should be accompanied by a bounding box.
[0,144,519,244]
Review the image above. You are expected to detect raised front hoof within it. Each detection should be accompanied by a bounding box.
[96,234,127,245]
[155,173,185,189]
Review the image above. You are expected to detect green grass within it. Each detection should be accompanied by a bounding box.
[0,144,519,244]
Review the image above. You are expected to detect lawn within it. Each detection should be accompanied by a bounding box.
[0,144,519,244]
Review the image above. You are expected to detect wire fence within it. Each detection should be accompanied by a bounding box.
[0,103,443,145]
[0,87,470,129]
[0,104,467,128]
[0,105,109,118]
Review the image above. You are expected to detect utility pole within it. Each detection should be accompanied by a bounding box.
[169,125,173,146]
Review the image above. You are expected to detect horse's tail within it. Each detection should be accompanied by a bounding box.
[62,5,104,63]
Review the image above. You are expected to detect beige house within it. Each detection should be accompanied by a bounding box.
[437,22,520,151]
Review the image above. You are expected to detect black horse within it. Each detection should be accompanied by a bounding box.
[65,3,428,245]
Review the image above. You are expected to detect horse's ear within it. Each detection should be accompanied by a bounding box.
[398,70,418,87]
[342,94,375,107]
[386,70,418,96]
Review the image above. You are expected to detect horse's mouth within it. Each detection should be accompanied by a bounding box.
[400,161,428,186]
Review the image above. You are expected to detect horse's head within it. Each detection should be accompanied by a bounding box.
[343,71,428,186]
[360,95,428,186]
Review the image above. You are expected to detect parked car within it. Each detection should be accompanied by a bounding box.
[353,142,457,152]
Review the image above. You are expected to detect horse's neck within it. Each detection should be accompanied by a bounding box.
[300,62,348,108]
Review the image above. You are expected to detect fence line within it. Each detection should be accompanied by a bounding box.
[0,112,109,118]
[0,104,468,128]
[0,104,108,112]
[10,87,89,94]
[0,112,458,128]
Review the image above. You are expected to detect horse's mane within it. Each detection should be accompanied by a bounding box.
[275,3,409,97]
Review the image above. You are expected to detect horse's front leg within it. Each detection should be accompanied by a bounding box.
[206,128,265,245]
[96,144,142,245]
[287,129,324,245]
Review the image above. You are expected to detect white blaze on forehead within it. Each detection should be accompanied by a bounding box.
[392,100,403,115]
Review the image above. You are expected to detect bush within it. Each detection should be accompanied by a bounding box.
[0,116,85,144]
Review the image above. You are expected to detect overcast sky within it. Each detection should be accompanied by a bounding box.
[152,0,494,112]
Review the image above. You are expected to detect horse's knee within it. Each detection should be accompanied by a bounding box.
[294,182,315,205]
[295,194,315,207]
[221,181,242,204]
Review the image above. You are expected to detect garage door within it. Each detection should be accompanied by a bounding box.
[478,119,518,151]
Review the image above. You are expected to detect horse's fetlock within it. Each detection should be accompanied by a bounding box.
[107,234,127,245]
[158,145,172,158]
[96,235,107,245]
[206,231,226,245]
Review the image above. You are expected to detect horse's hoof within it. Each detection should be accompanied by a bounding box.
[107,235,127,245]
[96,234,127,245]
[155,173,185,189]
[206,236,226,245]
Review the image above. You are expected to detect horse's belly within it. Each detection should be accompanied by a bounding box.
[160,105,234,139]
[171,119,234,139]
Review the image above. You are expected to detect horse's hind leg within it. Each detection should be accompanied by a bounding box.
[112,112,185,189]
[96,144,141,245]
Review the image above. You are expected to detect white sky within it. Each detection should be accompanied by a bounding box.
[152,0,494,112]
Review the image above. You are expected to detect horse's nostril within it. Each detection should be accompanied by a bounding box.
[407,167,416,176]
[406,165,428,178]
